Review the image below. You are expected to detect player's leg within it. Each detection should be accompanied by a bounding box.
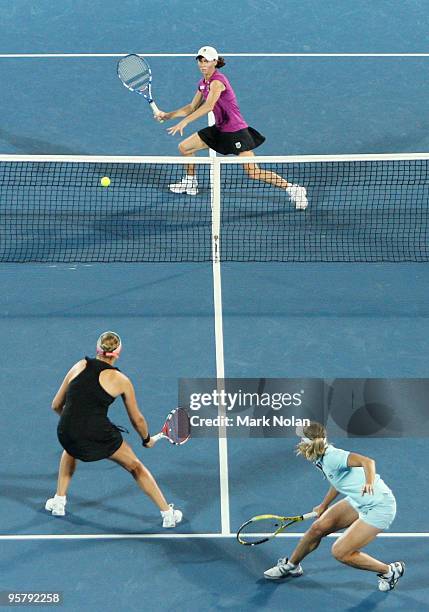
[331,518,405,591]
[239,150,289,188]
[331,494,404,590]
[109,441,168,509]
[331,519,386,571]
[290,499,359,564]
[264,499,358,580]
[239,150,308,209]
[108,441,182,527]
[170,133,209,194]
[178,132,209,169]
[56,450,77,496]
[45,450,77,516]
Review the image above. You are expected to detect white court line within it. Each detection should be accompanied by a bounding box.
[208,110,231,536]
[0,53,429,58]
[0,53,420,539]
[0,533,427,540]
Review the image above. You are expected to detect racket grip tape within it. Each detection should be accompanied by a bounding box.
[152,432,163,441]
[150,101,164,123]
[302,511,318,520]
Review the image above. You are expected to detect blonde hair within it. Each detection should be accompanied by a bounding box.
[296,422,328,461]
[96,331,121,357]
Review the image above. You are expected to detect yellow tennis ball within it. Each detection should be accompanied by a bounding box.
[100,176,111,187]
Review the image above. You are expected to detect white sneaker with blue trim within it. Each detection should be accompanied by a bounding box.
[169,175,199,196]
[45,495,66,516]
[377,561,405,591]
[286,184,308,210]
[161,503,183,528]
[264,558,304,580]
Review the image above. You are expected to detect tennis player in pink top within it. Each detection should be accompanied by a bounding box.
[155,46,308,209]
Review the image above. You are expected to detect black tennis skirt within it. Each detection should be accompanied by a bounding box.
[57,420,124,462]
[198,126,265,155]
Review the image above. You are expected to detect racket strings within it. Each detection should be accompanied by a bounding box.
[239,517,283,543]
[168,409,191,444]
[118,56,151,91]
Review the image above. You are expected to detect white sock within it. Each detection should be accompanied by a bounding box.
[383,566,393,577]
[54,495,66,502]
[287,560,296,568]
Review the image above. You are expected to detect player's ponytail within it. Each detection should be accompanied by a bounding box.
[216,57,226,68]
[296,422,328,461]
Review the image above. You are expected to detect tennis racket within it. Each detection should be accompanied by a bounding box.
[117,54,163,120]
[152,408,190,445]
[237,511,317,546]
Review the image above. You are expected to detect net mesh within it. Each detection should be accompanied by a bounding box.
[1,155,428,263]
[0,161,212,262]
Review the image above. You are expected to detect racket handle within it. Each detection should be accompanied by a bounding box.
[150,101,164,123]
[302,511,318,520]
[152,432,163,442]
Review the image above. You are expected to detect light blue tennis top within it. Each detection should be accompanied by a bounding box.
[315,444,392,508]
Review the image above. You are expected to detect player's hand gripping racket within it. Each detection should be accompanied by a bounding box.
[117,54,164,121]
[152,408,191,445]
[237,511,317,546]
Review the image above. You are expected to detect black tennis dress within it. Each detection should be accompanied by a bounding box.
[57,357,124,462]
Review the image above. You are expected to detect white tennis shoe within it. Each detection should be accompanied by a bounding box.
[161,503,183,528]
[264,558,303,580]
[45,495,66,516]
[169,175,199,196]
[377,561,405,591]
[286,184,308,210]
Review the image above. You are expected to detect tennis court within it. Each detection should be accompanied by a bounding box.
[1,1,429,611]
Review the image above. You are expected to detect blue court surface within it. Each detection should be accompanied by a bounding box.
[1,2,428,611]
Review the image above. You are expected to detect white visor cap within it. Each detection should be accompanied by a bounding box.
[196,46,219,62]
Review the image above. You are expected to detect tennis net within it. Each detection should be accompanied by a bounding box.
[0,154,428,263]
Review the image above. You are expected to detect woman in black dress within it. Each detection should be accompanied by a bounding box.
[45,331,182,528]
